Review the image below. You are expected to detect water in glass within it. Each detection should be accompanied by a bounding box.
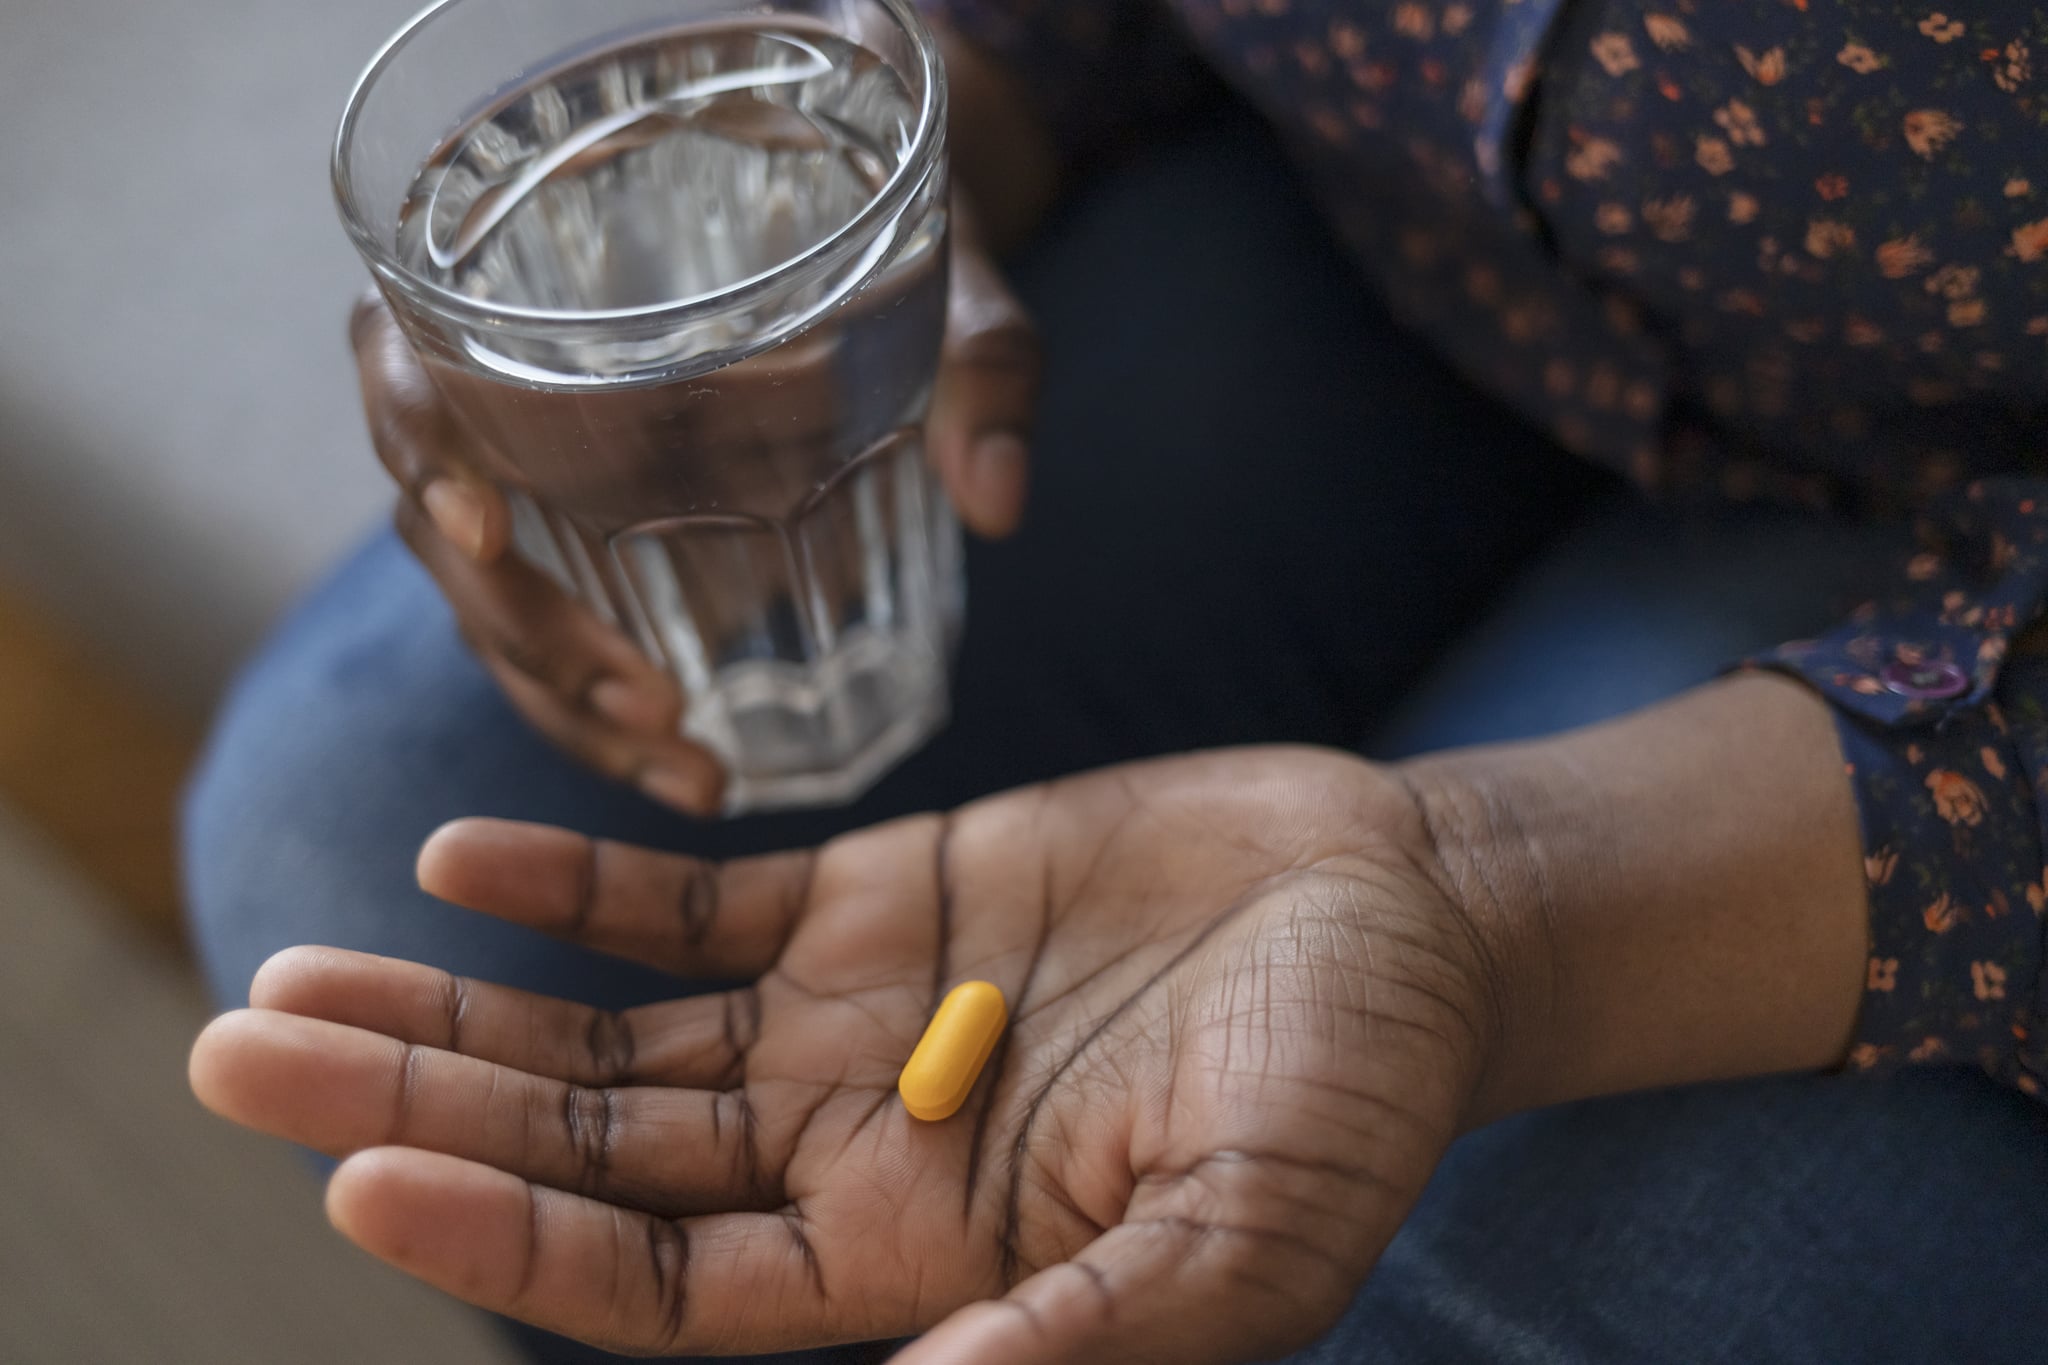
[392,23,955,810]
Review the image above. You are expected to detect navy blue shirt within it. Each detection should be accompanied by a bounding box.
[922,0,2048,1099]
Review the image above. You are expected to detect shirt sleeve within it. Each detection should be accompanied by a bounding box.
[1752,479,2048,1100]
[913,0,1205,158]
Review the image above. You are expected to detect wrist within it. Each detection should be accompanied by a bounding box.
[1397,675,1871,1127]
[1391,753,1569,1129]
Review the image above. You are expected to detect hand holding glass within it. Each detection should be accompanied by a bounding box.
[335,0,956,812]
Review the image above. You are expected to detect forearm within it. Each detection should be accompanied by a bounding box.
[1401,673,1870,1126]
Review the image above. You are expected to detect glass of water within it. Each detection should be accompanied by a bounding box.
[335,0,956,812]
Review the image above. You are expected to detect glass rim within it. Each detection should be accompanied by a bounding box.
[331,0,945,329]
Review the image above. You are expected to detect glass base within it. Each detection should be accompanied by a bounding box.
[706,660,949,813]
[506,433,961,816]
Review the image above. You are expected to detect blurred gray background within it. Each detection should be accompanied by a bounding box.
[1,1,522,1358]
[1,0,427,713]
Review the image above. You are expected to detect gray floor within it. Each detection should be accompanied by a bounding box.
[0,801,519,1364]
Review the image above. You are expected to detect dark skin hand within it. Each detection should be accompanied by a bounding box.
[191,677,1873,1361]
[193,747,1494,1362]
[245,27,1881,1359]
[354,187,1041,816]
[351,28,1053,818]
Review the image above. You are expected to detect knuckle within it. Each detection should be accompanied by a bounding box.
[711,1090,773,1203]
[583,1008,638,1084]
[438,972,473,1053]
[370,405,451,488]
[559,1082,621,1191]
[478,653,640,780]
[640,1218,692,1353]
[496,635,605,708]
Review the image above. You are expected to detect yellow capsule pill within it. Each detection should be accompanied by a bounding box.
[899,980,1008,1121]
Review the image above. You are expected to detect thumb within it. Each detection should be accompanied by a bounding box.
[352,291,511,564]
[891,1217,1340,1365]
[927,202,1040,540]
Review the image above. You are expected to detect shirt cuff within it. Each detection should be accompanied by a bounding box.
[1748,481,2048,1098]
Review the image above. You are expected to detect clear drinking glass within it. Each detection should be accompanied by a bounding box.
[335,0,956,812]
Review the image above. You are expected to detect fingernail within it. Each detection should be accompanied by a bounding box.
[966,431,1028,520]
[640,764,719,816]
[590,677,672,735]
[421,479,487,559]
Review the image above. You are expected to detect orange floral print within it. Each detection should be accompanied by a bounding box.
[1713,98,1766,146]
[1876,236,1935,278]
[1926,770,1988,825]
[1805,220,1857,260]
[1925,263,1981,300]
[1867,957,1900,992]
[1836,42,1885,73]
[1391,3,1433,41]
[1565,136,1623,182]
[1591,32,1639,77]
[1865,848,1898,886]
[1981,746,2008,779]
[2012,218,2048,264]
[1735,45,1785,84]
[1917,12,1964,43]
[1695,137,1734,175]
[1643,14,1689,51]
[1902,108,1962,158]
[1923,893,1959,934]
[1972,961,2008,1001]
[1992,38,2031,93]
[1642,195,1696,242]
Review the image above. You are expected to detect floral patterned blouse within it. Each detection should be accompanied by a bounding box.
[919,0,2048,1100]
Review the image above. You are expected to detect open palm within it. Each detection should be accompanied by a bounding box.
[191,748,1497,1363]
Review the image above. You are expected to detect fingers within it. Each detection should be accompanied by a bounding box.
[248,946,752,1090]
[352,292,508,562]
[417,818,816,979]
[397,496,652,713]
[891,1218,1334,1365]
[396,498,724,813]
[927,209,1039,539]
[190,1009,773,1218]
[483,649,723,814]
[357,300,722,810]
[357,297,719,809]
[326,1148,860,1356]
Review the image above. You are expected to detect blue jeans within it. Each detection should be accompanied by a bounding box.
[185,109,2048,1363]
